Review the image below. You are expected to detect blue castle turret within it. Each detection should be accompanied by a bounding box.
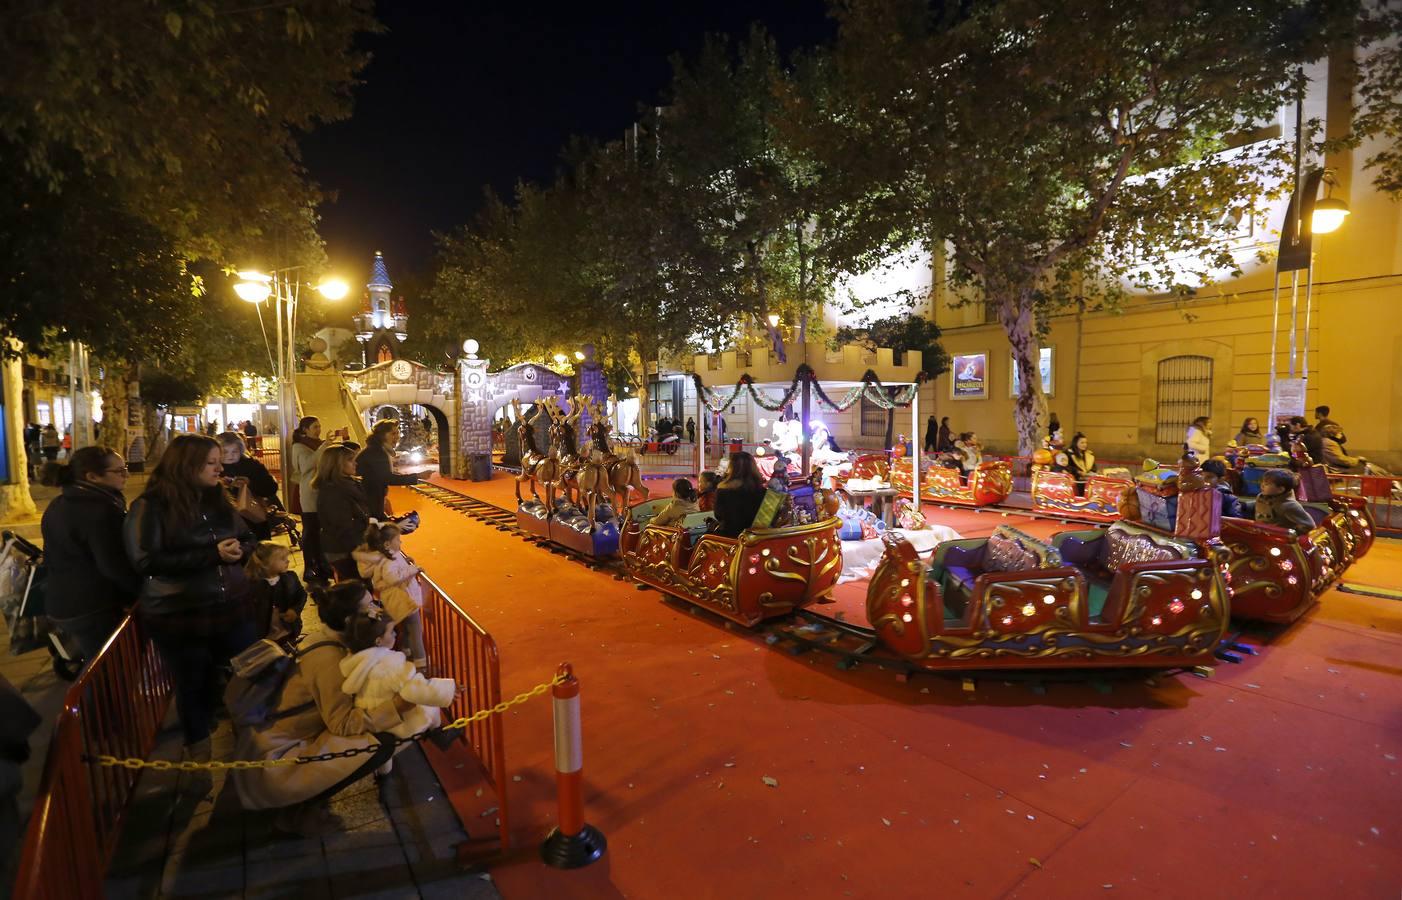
[353,251,408,365]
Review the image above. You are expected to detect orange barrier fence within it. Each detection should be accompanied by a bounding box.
[13,614,174,900]
[1328,472,1402,532]
[416,570,510,851]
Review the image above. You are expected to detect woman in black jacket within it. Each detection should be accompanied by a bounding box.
[315,443,373,580]
[355,419,419,519]
[39,446,140,661]
[713,452,769,538]
[218,431,281,540]
[124,434,255,762]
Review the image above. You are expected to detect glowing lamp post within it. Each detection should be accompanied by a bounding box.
[234,268,347,493]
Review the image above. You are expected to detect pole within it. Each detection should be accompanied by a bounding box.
[911,386,920,510]
[1302,250,1315,379]
[274,273,293,498]
[695,386,704,482]
[800,375,812,477]
[541,663,606,868]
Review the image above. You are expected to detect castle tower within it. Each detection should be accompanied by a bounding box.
[352,251,408,365]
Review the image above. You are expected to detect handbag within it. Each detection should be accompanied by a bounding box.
[233,480,269,524]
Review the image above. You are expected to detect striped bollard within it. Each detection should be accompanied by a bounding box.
[540,662,607,868]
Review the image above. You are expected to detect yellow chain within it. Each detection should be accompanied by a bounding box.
[93,672,568,772]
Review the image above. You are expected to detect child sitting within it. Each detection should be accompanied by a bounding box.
[338,610,455,773]
[652,477,699,527]
[1250,469,1317,533]
[245,542,307,642]
[1199,459,1245,519]
[696,471,719,512]
[353,522,427,669]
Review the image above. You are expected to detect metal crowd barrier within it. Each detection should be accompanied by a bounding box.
[13,614,174,900]
[1327,472,1402,533]
[415,570,510,851]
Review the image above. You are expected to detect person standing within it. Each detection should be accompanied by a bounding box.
[923,415,938,453]
[356,420,419,519]
[685,417,696,444]
[290,417,330,581]
[316,444,373,581]
[1184,417,1212,461]
[39,447,140,661]
[1234,417,1264,447]
[936,417,954,453]
[124,434,255,763]
[40,423,60,462]
[218,432,281,540]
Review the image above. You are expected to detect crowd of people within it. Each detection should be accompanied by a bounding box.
[35,416,436,835]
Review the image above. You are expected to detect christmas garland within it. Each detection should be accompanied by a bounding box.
[692,364,926,413]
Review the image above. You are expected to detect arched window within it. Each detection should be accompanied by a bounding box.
[1155,356,1213,444]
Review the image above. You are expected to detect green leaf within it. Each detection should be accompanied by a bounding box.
[165,12,182,39]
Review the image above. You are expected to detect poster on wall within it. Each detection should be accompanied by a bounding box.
[1010,347,1054,397]
[951,353,988,400]
[1270,377,1307,428]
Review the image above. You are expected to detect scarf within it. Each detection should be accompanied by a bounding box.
[294,434,324,452]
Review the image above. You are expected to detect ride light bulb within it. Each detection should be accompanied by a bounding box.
[902,613,914,623]
[1269,548,1282,557]
[1001,615,1014,626]
[1151,615,1163,626]
[1042,593,1056,605]
[1021,603,1036,617]
[1280,560,1293,571]
[1190,589,1203,600]
[761,548,771,556]
[748,567,757,575]
[1287,575,1298,585]
[749,554,760,564]
[1169,600,1185,615]
[900,595,914,607]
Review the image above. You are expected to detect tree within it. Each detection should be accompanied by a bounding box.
[0,0,378,265]
[814,0,1351,453]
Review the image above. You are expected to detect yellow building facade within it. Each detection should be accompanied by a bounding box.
[923,51,1401,468]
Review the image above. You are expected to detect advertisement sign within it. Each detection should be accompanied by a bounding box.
[951,353,988,400]
[1270,377,1307,427]
[1010,347,1054,397]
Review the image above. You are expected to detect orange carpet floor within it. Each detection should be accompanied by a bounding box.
[393,474,1402,899]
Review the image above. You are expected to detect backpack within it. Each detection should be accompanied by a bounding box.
[224,639,342,728]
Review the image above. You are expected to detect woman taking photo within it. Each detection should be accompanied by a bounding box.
[217,431,282,540]
[124,434,255,763]
[356,419,420,519]
[713,451,768,538]
[290,416,330,582]
[315,443,373,580]
[39,446,140,662]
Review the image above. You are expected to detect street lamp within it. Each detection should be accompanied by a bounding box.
[233,267,345,494]
[1311,195,1349,235]
[553,353,568,367]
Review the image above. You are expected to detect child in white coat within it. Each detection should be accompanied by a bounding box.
[353,521,427,669]
[339,610,455,774]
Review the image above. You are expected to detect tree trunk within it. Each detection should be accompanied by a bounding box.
[998,293,1047,457]
[0,349,37,521]
[633,345,650,435]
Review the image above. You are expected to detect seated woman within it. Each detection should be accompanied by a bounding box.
[1064,432,1095,485]
[652,477,700,527]
[1234,417,1265,448]
[233,581,411,836]
[953,432,982,475]
[712,452,768,538]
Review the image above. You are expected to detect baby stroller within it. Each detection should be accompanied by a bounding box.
[0,532,84,681]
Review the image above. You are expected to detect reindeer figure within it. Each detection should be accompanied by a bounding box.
[542,397,586,508]
[605,401,650,512]
[514,399,555,505]
[574,397,615,524]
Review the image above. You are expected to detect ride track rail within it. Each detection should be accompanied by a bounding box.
[410,482,1255,689]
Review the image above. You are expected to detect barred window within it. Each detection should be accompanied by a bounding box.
[1155,356,1213,444]
[860,394,887,437]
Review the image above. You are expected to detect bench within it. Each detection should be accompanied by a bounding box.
[931,525,1063,623]
[1054,521,1198,622]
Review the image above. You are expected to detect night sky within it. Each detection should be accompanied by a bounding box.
[300,1,835,293]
